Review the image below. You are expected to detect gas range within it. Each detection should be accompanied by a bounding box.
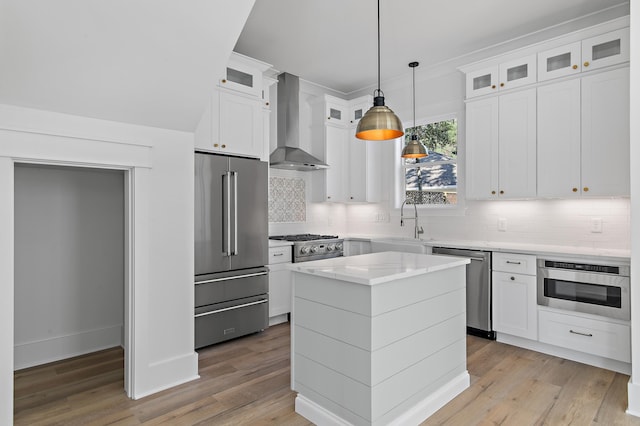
[269,234,344,262]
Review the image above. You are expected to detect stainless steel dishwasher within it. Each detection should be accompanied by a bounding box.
[432,247,494,340]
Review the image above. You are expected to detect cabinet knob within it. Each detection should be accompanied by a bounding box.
[350,196,353,199]
[583,61,590,67]
[491,191,496,195]
[572,187,578,192]
[572,65,578,70]
[221,144,226,148]
[500,82,505,87]
[214,143,219,147]
[265,102,269,106]
[583,187,589,192]
[221,79,227,83]
[499,190,504,195]
[327,117,331,120]
[491,85,496,89]
[327,196,331,199]
[510,276,515,281]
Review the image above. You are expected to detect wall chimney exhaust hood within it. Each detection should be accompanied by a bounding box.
[269,72,328,171]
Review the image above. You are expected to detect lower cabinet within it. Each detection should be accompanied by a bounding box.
[344,239,372,256]
[538,309,630,363]
[268,246,292,319]
[492,252,538,340]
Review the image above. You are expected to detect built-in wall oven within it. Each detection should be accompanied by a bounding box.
[537,259,630,321]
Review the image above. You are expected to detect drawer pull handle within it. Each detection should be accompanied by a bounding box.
[505,261,521,265]
[273,253,284,256]
[195,271,267,285]
[569,329,593,337]
[195,299,267,317]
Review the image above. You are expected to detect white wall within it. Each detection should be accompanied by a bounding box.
[14,165,124,370]
[0,105,198,424]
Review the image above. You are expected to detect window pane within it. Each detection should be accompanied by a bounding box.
[402,118,457,206]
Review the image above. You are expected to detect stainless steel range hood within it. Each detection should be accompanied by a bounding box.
[269,72,328,171]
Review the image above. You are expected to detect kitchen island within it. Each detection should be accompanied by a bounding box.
[289,251,471,426]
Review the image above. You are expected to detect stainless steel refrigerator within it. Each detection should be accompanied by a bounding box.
[194,152,269,348]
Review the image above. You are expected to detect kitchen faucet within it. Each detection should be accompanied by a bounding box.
[400,198,424,239]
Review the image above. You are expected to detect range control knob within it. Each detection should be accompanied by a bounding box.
[326,244,334,251]
[300,246,310,254]
[310,246,319,253]
[336,243,343,251]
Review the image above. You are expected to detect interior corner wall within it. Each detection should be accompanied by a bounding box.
[13,164,124,370]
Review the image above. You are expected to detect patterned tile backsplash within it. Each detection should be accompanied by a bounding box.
[269,176,306,222]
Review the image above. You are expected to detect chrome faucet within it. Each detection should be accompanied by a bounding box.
[400,198,424,239]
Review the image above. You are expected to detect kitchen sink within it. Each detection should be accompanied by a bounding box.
[370,237,430,254]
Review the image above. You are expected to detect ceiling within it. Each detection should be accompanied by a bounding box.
[235,0,630,94]
[0,0,255,131]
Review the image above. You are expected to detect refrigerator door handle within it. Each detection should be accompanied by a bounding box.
[232,171,239,256]
[222,171,231,256]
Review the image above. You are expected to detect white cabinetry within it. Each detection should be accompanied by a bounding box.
[344,240,372,256]
[465,54,536,98]
[195,52,272,159]
[466,88,536,199]
[538,67,629,197]
[313,95,381,203]
[268,245,292,321]
[492,252,537,340]
[539,309,630,363]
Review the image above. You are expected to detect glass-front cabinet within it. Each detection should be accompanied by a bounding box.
[581,28,629,71]
[538,42,582,81]
[466,54,536,99]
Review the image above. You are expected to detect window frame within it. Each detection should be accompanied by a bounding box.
[394,113,465,213]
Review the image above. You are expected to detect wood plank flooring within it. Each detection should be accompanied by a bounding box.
[14,323,640,425]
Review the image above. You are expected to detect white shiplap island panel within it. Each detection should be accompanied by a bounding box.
[290,251,471,426]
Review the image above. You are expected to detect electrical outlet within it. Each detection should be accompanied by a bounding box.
[498,218,507,232]
[591,217,603,233]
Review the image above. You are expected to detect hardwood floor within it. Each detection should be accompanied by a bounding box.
[14,323,640,425]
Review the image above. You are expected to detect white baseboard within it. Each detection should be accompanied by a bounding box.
[132,351,199,400]
[269,314,289,326]
[295,371,470,426]
[627,379,640,418]
[14,325,123,370]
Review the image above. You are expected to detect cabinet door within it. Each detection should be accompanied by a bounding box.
[498,88,537,198]
[348,137,381,202]
[466,66,498,98]
[492,271,537,340]
[498,54,537,90]
[219,90,263,158]
[538,42,582,81]
[349,100,371,126]
[325,99,349,125]
[581,28,630,72]
[324,124,348,201]
[537,79,581,197]
[268,266,292,317]
[581,67,630,196]
[466,97,499,199]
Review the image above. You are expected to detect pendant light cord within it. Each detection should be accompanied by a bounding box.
[377,0,381,94]
[413,65,416,131]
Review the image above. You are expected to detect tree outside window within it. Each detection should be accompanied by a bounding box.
[402,118,457,205]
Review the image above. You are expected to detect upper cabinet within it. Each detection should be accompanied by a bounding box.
[538,28,629,81]
[462,19,630,200]
[465,54,536,98]
[195,52,273,159]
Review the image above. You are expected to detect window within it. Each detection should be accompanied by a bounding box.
[402,118,457,206]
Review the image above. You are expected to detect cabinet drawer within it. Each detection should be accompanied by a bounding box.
[493,252,536,275]
[538,309,630,363]
[269,246,292,264]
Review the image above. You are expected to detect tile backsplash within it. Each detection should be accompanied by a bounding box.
[269,176,306,222]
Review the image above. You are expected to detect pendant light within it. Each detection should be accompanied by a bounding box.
[355,0,404,141]
[401,61,428,158]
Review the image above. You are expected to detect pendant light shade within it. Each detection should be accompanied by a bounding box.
[401,61,427,159]
[355,0,404,141]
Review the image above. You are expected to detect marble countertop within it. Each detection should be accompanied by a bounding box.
[289,251,470,285]
[344,235,630,262]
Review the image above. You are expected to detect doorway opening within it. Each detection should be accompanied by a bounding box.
[13,163,129,411]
